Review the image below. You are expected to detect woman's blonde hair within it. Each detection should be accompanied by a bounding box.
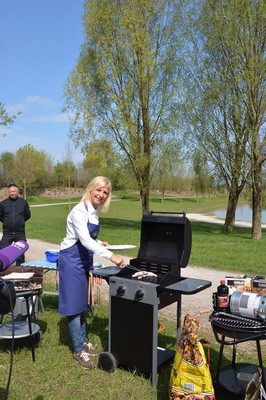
[81,176,112,213]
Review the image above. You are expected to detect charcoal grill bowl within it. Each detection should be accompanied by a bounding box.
[210,312,266,342]
[210,311,266,395]
[8,276,43,294]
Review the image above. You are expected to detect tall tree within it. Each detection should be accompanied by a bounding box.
[153,141,183,203]
[183,0,266,238]
[60,143,78,210]
[11,145,53,198]
[0,152,15,186]
[192,150,214,199]
[83,140,116,180]
[64,0,184,214]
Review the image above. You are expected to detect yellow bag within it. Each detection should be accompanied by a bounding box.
[169,314,215,400]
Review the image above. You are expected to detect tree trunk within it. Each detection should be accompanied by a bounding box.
[224,183,241,233]
[252,163,262,240]
[23,179,27,200]
[161,189,165,204]
[140,188,150,215]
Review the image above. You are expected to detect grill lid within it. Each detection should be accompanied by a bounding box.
[134,211,192,267]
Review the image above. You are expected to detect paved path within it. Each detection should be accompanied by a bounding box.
[187,212,266,229]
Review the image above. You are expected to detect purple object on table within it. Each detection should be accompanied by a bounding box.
[0,241,29,271]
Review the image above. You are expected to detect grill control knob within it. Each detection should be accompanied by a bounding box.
[116,286,126,296]
[135,289,144,300]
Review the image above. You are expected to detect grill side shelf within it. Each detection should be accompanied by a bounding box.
[157,277,211,294]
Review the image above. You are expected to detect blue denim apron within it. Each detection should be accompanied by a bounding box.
[58,221,99,316]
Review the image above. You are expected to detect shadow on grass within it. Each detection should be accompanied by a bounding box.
[40,294,58,310]
[209,346,246,400]
[0,327,44,360]
[0,388,7,399]
[58,316,72,351]
[56,305,109,354]
[88,312,109,350]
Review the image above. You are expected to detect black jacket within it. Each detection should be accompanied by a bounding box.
[0,197,31,234]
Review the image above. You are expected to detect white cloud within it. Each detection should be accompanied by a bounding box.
[24,113,69,123]
[25,95,59,107]
[5,95,59,116]
[6,103,28,114]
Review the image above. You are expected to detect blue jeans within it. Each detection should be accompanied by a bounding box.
[67,311,86,353]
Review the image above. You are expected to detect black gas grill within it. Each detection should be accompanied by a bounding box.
[96,211,211,386]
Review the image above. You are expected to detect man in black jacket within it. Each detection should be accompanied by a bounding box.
[0,184,31,265]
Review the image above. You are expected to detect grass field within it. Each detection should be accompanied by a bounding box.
[0,194,265,400]
[26,194,266,276]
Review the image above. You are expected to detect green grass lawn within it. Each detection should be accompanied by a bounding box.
[0,295,255,400]
[0,194,265,399]
[26,195,266,276]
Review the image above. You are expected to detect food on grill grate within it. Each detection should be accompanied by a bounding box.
[9,277,42,292]
[131,271,157,282]
[0,266,43,293]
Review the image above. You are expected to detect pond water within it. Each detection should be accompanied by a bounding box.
[214,204,266,223]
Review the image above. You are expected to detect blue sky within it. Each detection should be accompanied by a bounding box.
[0,0,85,163]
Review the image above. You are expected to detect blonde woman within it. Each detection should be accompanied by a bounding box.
[58,176,125,368]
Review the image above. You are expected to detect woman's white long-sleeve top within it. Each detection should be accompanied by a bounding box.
[60,201,113,260]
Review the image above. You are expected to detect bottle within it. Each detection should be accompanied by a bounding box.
[217,279,230,312]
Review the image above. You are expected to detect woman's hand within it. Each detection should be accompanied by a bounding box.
[110,254,125,268]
